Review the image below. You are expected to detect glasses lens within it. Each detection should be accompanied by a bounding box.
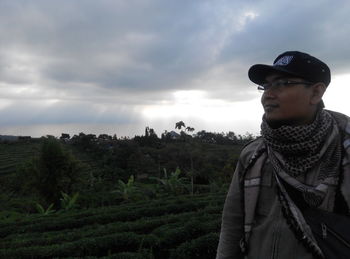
[259,80,286,91]
[257,85,265,92]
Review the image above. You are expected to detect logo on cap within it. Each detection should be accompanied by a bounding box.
[274,55,293,66]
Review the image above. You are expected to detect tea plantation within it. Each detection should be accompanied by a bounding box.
[0,141,41,176]
[0,193,225,259]
[0,132,247,258]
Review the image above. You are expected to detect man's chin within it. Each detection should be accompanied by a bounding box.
[265,117,298,128]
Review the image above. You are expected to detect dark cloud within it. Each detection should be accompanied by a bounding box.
[0,0,349,134]
[0,100,138,125]
[0,0,244,92]
[218,1,350,73]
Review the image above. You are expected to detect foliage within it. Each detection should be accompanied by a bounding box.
[13,138,84,207]
[60,192,79,211]
[35,203,55,216]
[0,210,24,223]
[175,121,186,130]
[169,233,219,259]
[0,125,255,213]
[0,125,258,257]
[150,168,189,195]
[112,175,143,202]
[0,194,224,237]
[0,194,224,258]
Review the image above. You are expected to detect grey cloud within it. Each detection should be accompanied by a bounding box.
[218,1,350,73]
[0,100,139,125]
[0,0,245,93]
[1,0,350,133]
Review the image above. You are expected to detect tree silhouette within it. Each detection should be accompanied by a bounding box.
[174,121,196,195]
[186,127,195,133]
[16,138,82,207]
[175,121,186,130]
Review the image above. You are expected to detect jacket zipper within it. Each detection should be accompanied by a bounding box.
[321,222,350,248]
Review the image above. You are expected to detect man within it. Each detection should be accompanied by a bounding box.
[216,51,350,259]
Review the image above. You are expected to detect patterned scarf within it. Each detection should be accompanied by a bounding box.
[261,110,340,179]
[261,110,342,207]
[239,110,349,257]
[259,110,343,257]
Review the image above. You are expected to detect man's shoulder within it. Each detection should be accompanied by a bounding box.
[326,109,350,125]
[326,109,350,134]
[242,137,264,151]
[239,137,265,165]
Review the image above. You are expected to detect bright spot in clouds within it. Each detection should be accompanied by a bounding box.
[237,11,259,31]
[143,90,263,135]
[323,74,350,114]
[0,1,350,137]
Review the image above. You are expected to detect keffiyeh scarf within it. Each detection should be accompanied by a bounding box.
[241,110,349,258]
[261,110,342,207]
[261,110,342,257]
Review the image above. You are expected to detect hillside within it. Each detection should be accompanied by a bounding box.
[0,193,224,259]
[0,132,250,258]
[0,140,41,176]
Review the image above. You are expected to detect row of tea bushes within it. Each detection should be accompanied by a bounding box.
[0,193,225,258]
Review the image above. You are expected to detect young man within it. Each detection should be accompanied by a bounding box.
[216,51,350,259]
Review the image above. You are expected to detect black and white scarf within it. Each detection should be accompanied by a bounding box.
[261,110,342,207]
[261,110,342,257]
[241,110,349,258]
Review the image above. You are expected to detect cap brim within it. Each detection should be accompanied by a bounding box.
[248,64,300,85]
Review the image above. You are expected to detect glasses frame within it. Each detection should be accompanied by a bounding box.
[257,80,314,92]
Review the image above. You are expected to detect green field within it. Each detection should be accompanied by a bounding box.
[0,134,244,258]
[0,193,224,259]
[0,141,41,176]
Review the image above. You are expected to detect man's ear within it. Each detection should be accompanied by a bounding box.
[310,82,327,105]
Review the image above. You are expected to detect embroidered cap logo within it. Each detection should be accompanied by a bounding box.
[274,55,294,66]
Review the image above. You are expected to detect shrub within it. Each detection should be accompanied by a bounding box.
[169,233,219,259]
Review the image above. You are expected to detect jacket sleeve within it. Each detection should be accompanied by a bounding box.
[216,160,245,259]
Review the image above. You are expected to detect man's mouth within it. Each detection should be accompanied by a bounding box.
[264,104,279,111]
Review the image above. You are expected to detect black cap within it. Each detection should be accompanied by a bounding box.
[248,51,331,86]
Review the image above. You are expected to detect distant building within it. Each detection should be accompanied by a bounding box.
[168,131,180,139]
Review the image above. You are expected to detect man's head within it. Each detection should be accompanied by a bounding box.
[248,51,330,127]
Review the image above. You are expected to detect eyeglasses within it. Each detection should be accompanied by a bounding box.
[257,80,314,92]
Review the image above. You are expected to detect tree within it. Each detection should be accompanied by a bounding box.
[112,175,141,202]
[175,121,195,195]
[175,121,186,130]
[186,127,195,133]
[150,168,188,195]
[16,138,83,207]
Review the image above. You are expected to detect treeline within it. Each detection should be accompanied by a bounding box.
[0,126,255,258]
[68,126,255,184]
[1,124,256,215]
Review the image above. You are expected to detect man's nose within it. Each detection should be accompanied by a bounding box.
[262,87,277,99]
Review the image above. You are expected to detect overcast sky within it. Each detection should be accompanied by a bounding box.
[1,0,350,138]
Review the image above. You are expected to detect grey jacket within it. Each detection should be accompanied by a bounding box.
[216,111,350,259]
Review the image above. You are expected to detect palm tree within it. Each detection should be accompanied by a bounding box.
[112,175,140,201]
[186,127,195,133]
[150,168,188,195]
[175,121,186,130]
[175,121,196,195]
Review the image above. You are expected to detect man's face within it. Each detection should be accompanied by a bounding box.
[261,73,317,126]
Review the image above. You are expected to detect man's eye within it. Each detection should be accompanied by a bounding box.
[274,80,284,86]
